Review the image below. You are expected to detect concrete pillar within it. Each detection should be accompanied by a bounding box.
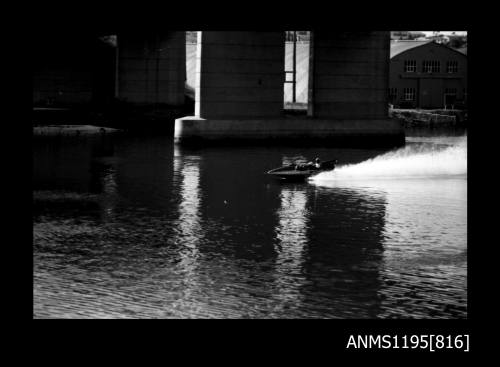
[175,31,403,147]
[117,31,186,106]
[33,36,95,106]
[195,31,284,118]
[310,31,389,119]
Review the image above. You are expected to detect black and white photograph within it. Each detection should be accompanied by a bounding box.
[32,28,468,334]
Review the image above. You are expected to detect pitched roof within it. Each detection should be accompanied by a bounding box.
[456,46,467,55]
[390,40,433,58]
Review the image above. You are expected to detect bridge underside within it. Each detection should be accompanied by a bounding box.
[175,31,404,146]
[33,31,404,145]
[116,31,186,107]
[33,35,116,108]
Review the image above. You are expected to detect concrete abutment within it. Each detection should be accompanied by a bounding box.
[175,31,404,146]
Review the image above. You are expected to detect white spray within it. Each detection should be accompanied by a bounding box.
[311,136,467,182]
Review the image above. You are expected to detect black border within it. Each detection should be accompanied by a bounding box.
[19,2,486,355]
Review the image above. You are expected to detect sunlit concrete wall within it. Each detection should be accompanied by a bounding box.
[117,31,186,106]
[311,31,390,119]
[195,31,284,118]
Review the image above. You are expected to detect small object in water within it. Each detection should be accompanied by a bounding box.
[267,158,338,181]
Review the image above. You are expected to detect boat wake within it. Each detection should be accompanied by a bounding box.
[311,136,467,182]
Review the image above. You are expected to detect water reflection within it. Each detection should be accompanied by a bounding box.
[33,135,119,222]
[33,135,467,318]
[379,178,467,318]
[89,136,118,222]
[33,135,93,193]
[172,146,202,306]
[298,186,386,318]
[312,176,467,318]
[173,146,202,250]
[274,184,309,310]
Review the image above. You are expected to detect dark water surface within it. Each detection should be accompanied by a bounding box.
[33,131,467,318]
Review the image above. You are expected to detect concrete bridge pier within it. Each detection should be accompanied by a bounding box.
[33,35,115,108]
[306,31,404,145]
[116,31,186,108]
[175,31,404,146]
[33,32,187,127]
[176,31,286,141]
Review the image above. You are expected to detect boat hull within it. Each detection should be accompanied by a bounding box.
[266,159,337,181]
[267,170,317,180]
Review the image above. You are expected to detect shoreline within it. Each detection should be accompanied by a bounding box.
[390,108,467,128]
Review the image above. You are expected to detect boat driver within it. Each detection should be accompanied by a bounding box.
[307,157,321,169]
[314,157,321,169]
[295,158,321,170]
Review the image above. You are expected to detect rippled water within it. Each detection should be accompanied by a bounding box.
[33,131,467,318]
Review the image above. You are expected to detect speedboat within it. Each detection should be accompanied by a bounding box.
[267,159,337,181]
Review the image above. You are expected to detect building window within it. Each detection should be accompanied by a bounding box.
[444,88,457,108]
[403,88,416,101]
[422,60,440,73]
[447,61,458,73]
[404,60,417,73]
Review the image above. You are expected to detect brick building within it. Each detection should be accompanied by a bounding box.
[389,40,467,109]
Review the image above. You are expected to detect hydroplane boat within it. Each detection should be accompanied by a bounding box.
[267,158,338,181]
